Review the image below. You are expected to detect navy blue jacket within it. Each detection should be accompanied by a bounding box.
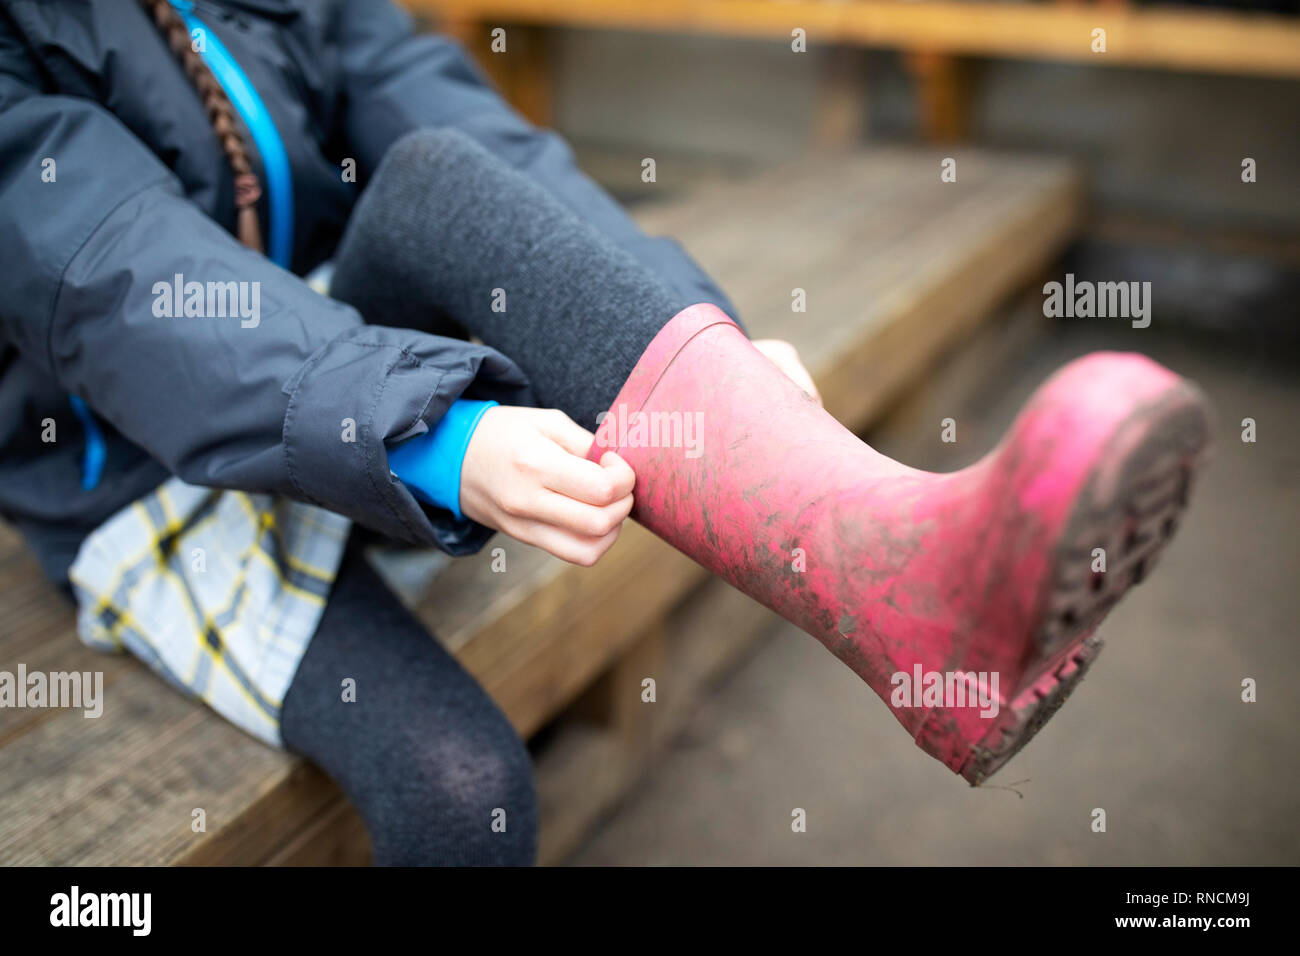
[0,0,735,581]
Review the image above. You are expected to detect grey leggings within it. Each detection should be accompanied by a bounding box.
[280,130,687,865]
[280,538,537,865]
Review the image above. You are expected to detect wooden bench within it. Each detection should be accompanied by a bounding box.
[0,147,1081,865]
[421,1,1300,139]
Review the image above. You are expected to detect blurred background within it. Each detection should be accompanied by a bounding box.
[415,0,1300,865]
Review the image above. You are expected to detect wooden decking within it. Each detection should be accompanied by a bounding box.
[0,147,1082,865]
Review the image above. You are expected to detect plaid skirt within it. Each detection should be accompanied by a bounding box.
[68,478,352,747]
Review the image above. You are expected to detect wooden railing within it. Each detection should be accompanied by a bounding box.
[415,1,1300,77]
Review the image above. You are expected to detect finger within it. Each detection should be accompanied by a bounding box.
[533,408,596,457]
[759,343,821,405]
[531,488,633,539]
[535,442,628,506]
[509,517,621,567]
[598,451,636,499]
[790,367,822,405]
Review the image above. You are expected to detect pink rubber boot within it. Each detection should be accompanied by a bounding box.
[591,304,1211,783]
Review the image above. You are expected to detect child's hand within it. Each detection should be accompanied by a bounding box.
[752,338,821,406]
[460,406,636,567]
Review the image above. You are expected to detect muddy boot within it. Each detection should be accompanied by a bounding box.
[591,303,1211,783]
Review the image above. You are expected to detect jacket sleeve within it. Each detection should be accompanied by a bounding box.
[332,0,741,324]
[0,73,531,554]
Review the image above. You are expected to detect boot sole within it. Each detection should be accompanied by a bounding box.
[961,380,1212,785]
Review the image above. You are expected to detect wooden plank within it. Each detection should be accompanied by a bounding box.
[418,522,706,738]
[0,664,308,865]
[0,533,136,752]
[813,46,870,151]
[536,576,781,863]
[263,798,372,867]
[570,621,665,741]
[632,149,1084,425]
[0,526,346,867]
[412,0,1300,78]
[904,50,974,143]
[440,18,554,127]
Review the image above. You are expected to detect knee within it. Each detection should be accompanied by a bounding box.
[380,127,493,186]
[369,715,538,867]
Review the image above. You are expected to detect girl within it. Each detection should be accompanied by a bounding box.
[0,0,1209,865]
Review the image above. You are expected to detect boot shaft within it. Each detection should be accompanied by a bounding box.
[593,304,1205,778]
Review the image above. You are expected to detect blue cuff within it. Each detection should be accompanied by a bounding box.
[387,399,497,521]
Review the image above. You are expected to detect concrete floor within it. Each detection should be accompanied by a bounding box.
[571,314,1300,865]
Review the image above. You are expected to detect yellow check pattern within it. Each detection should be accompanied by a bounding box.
[69,478,351,746]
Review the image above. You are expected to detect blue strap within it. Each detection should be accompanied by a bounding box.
[73,2,298,493]
[171,0,294,269]
[68,395,106,492]
[387,400,498,521]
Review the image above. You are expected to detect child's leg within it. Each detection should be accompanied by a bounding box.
[280,542,537,866]
[331,130,686,433]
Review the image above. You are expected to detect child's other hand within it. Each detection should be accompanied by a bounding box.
[752,338,821,406]
[460,406,635,567]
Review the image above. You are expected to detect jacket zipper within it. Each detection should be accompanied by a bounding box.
[76,2,296,492]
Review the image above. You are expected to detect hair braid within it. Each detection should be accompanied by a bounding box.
[140,0,264,254]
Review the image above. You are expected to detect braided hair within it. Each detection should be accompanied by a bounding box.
[140,0,264,254]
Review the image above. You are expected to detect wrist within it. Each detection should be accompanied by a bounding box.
[387,399,498,520]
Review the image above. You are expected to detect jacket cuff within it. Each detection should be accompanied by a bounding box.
[387,398,497,520]
[281,325,531,554]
